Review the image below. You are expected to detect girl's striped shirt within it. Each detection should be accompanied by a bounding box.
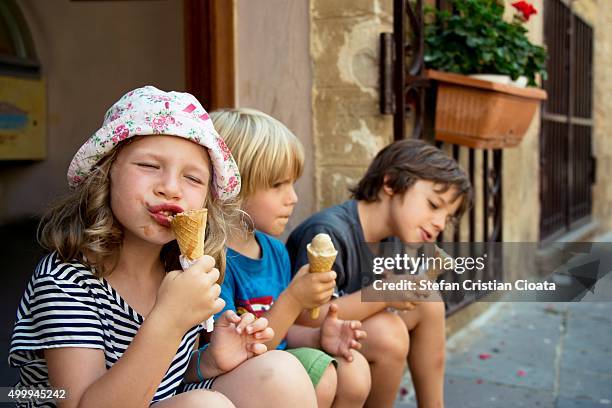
[9,252,211,407]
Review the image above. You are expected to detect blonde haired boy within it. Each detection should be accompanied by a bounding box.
[212,108,372,408]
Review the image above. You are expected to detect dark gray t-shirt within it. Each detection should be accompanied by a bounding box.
[286,200,401,295]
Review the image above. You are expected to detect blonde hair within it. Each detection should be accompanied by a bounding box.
[39,138,234,277]
[210,108,304,200]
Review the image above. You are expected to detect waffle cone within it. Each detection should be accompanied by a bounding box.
[171,209,208,260]
[307,247,337,273]
[307,246,337,319]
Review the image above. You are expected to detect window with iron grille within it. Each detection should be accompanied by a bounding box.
[540,0,595,242]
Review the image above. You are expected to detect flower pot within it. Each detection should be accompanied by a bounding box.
[426,70,547,149]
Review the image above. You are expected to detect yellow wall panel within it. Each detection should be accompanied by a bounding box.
[0,76,46,160]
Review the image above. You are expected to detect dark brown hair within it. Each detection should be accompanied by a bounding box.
[350,139,473,220]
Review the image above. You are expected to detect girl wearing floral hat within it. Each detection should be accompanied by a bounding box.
[8,86,317,408]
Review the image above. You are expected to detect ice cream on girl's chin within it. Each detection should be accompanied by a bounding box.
[307,233,338,257]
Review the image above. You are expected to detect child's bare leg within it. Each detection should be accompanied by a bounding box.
[212,350,317,408]
[333,349,371,408]
[398,301,446,408]
[154,389,235,407]
[316,363,338,408]
[359,311,409,408]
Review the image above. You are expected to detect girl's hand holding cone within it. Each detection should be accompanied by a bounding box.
[153,255,224,334]
[170,208,222,331]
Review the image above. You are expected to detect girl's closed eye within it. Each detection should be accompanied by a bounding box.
[135,162,160,169]
[185,174,203,184]
[428,200,439,210]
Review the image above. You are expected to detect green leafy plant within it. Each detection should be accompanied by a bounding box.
[424,0,547,86]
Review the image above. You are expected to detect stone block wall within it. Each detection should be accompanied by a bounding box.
[310,0,394,209]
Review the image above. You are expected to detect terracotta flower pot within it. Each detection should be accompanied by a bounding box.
[426,70,547,149]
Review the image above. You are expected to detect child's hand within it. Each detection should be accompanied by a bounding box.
[153,256,224,334]
[207,311,274,374]
[286,264,336,309]
[381,273,431,311]
[319,303,366,362]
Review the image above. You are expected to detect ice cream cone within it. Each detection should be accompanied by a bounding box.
[171,208,218,331]
[171,208,208,260]
[307,234,338,319]
[307,247,337,274]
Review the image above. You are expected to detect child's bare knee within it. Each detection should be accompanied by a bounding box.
[420,301,446,322]
[256,350,312,390]
[315,363,337,408]
[177,390,234,408]
[337,351,371,404]
[365,311,409,358]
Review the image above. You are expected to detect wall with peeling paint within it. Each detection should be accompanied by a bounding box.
[310,0,394,210]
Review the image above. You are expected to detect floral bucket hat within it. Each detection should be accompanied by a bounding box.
[67,86,241,200]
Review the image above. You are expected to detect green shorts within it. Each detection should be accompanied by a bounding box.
[286,347,337,386]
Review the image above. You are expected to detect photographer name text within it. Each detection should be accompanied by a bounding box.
[373,279,556,291]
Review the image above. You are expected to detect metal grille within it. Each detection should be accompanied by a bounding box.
[383,0,504,315]
[439,146,504,314]
[540,0,594,241]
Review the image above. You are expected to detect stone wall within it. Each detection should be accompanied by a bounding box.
[310,0,394,210]
[584,0,612,232]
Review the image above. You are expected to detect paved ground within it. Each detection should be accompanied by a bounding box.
[395,272,612,407]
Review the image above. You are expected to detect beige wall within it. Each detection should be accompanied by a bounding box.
[235,0,314,237]
[1,0,184,223]
[584,0,612,232]
[502,0,543,243]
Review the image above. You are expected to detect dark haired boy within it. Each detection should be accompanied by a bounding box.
[287,139,473,407]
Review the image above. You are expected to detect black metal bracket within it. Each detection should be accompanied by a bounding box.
[379,0,429,141]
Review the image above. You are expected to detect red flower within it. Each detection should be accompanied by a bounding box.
[478,353,492,360]
[512,1,537,21]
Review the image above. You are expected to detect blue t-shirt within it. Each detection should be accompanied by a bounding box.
[217,230,290,350]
